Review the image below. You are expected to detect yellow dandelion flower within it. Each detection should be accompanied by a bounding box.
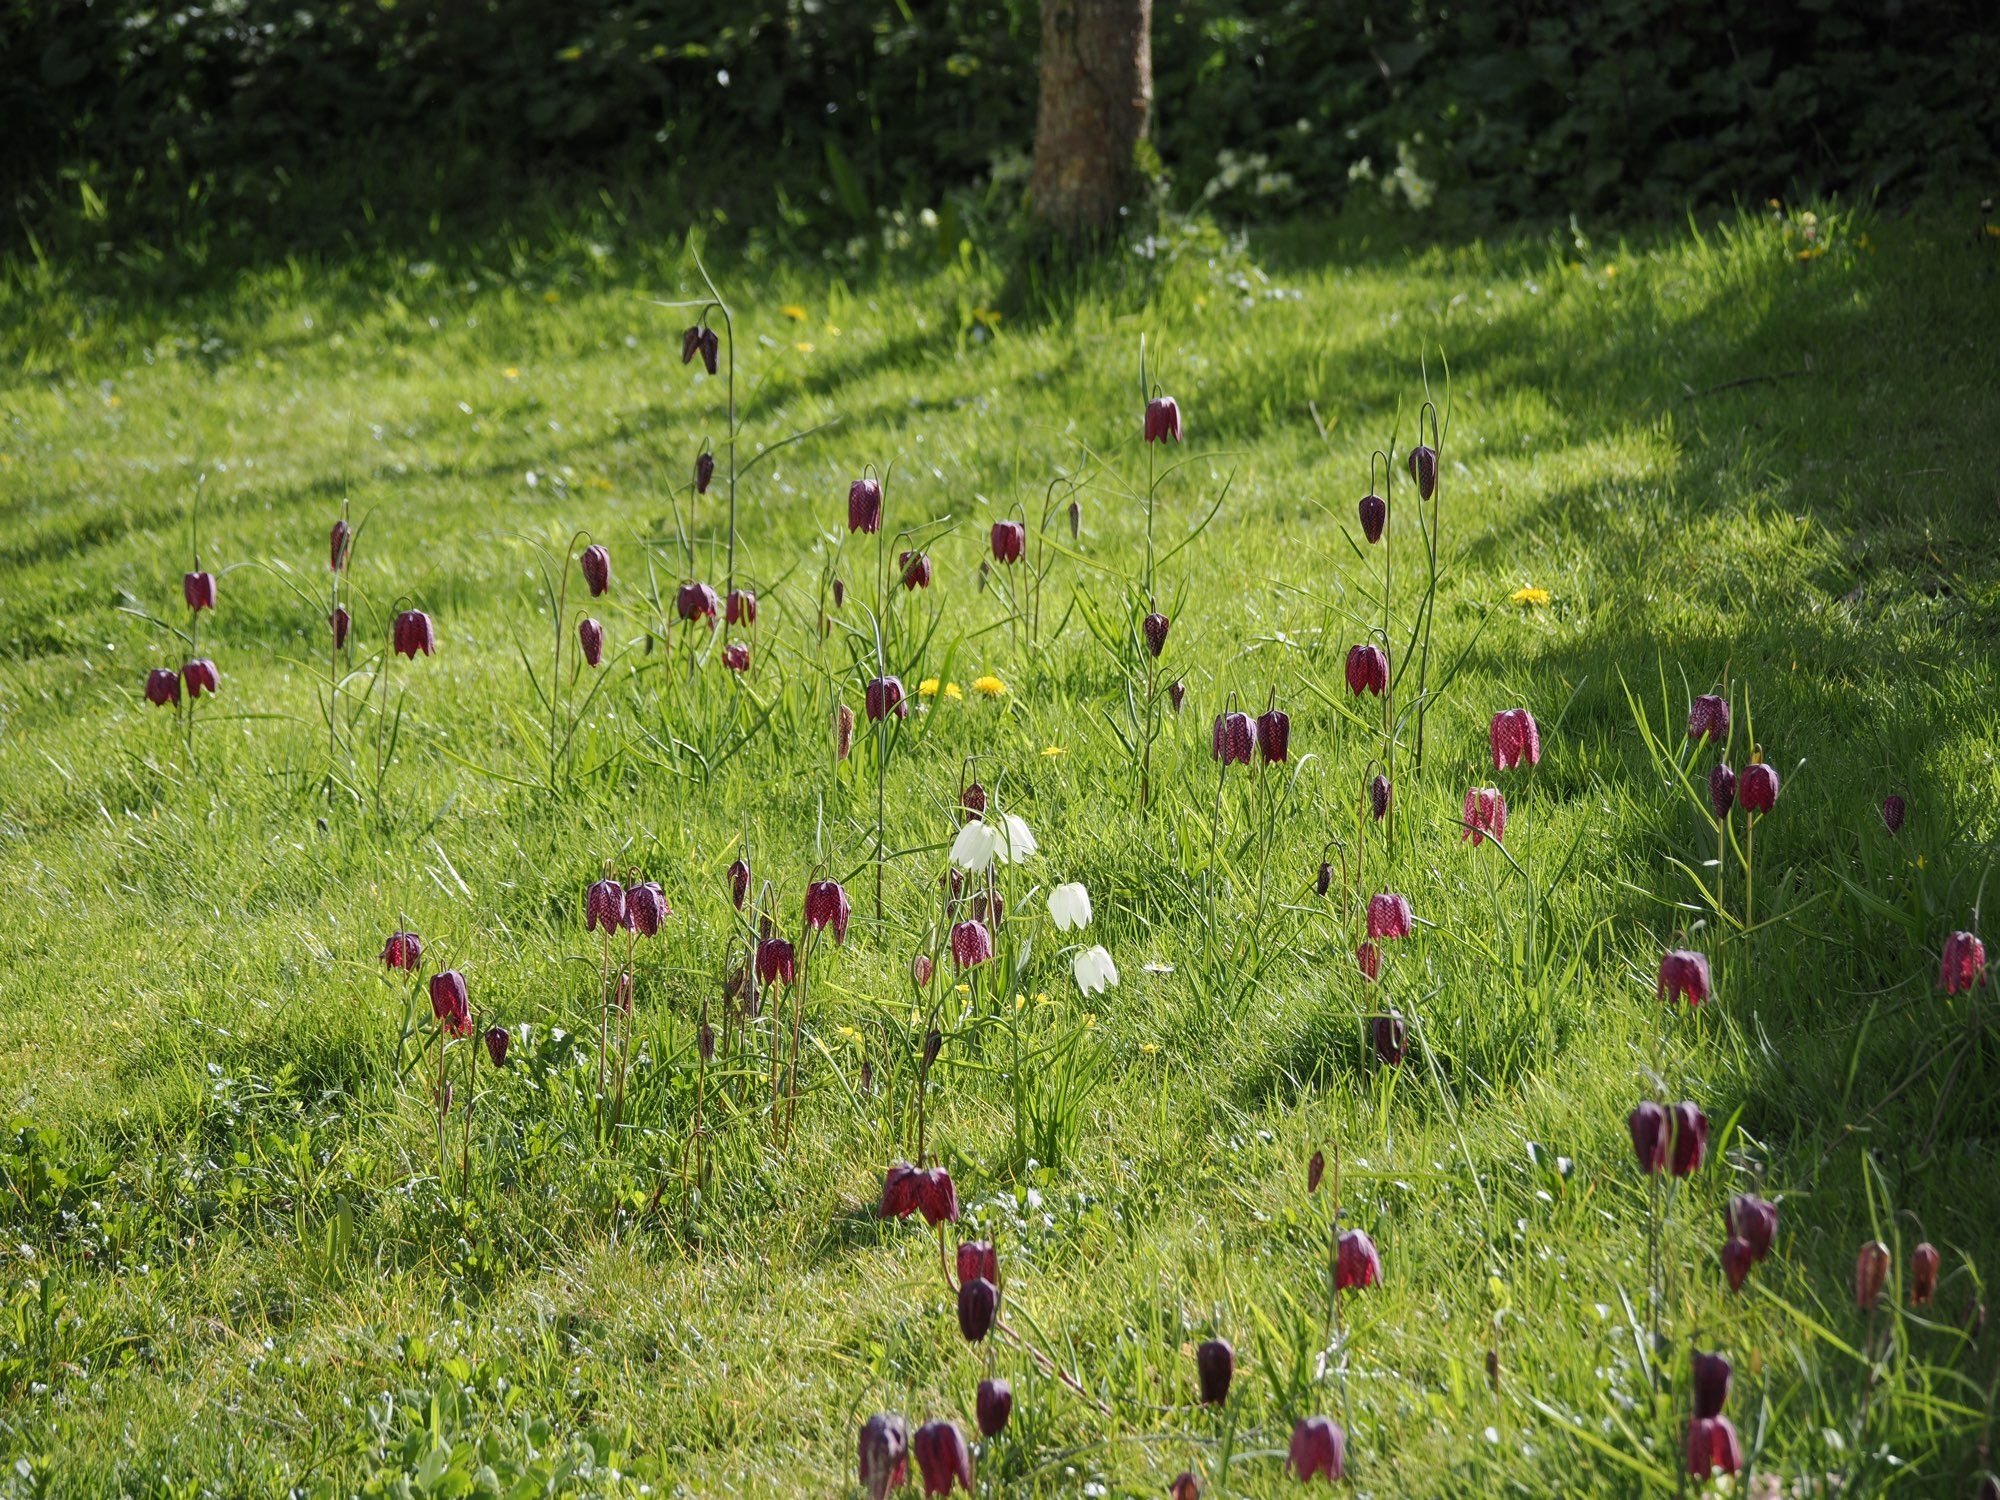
[972,675,1007,698]
[781,304,808,321]
[919,678,941,698]
[1140,1042,1159,1054]
[503,367,520,380]
[1510,586,1551,606]
[794,342,815,354]
[945,683,963,701]
[954,983,971,996]
[1041,745,1066,758]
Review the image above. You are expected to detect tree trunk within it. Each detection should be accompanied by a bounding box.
[1030,0,1152,242]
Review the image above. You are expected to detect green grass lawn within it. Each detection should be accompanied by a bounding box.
[2,200,1998,1496]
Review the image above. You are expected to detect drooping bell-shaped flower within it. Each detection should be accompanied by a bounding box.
[694,450,715,494]
[1335,1228,1382,1290]
[950,919,994,969]
[1359,492,1386,543]
[1940,931,1987,995]
[955,1240,998,1286]
[914,1421,973,1496]
[625,881,668,937]
[865,675,907,722]
[1406,443,1438,501]
[1144,395,1182,444]
[1258,708,1291,765]
[181,659,219,698]
[1372,1010,1406,1063]
[917,1165,959,1225]
[1739,761,1780,813]
[957,1277,998,1341]
[677,580,720,623]
[878,1162,920,1219]
[1854,1240,1891,1307]
[1721,1236,1756,1292]
[1196,1338,1234,1405]
[484,1025,510,1067]
[976,1376,1013,1438]
[834,702,855,760]
[1315,861,1332,897]
[1725,1194,1778,1262]
[697,326,719,374]
[330,518,352,571]
[1629,1102,1669,1174]
[1356,942,1381,982]
[1686,1416,1742,1478]
[586,878,626,935]
[1169,679,1186,713]
[382,931,423,970]
[960,782,986,819]
[1688,694,1729,743]
[1461,786,1507,845]
[899,550,933,589]
[1169,1472,1201,1500]
[1709,763,1736,818]
[755,935,797,987]
[804,880,852,944]
[1212,711,1257,765]
[429,970,471,1035]
[1345,643,1388,696]
[1490,708,1541,770]
[183,571,216,613]
[848,477,883,534]
[990,520,1026,565]
[726,858,751,910]
[950,813,1038,873]
[1658,949,1712,1007]
[1073,945,1118,995]
[580,544,611,597]
[330,606,350,649]
[1690,1350,1732,1419]
[1366,893,1413,940]
[1288,1416,1346,1482]
[1669,1101,1709,1177]
[393,609,436,658]
[727,588,757,626]
[723,641,750,671]
[858,1413,910,1500]
[1143,612,1170,658]
[579,617,604,667]
[1048,882,1092,931]
[1369,774,1391,822]
[1882,794,1906,834]
[1911,1241,1941,1305]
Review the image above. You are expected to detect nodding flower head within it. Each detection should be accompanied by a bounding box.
[181,659,219,699]
[698,327,720,374]
[1658,949,1712,1007]
[1709,763,1736,818]
[330,518,352,571]
[865,676,907,722]
[580,544,611,597]
[1940,931,1987,995]
[1721,1236,1757,1292]
[1308,1151,1325,1193]
[1370,773,1391,822]
[899,550,933,589]
[917,1165,959,1225]
[961,781,987,819]
[694,450,715,494]
[1490,708,1541,770]
[1288,1416,1347,1483]
[1258,708,1291,765]
[1169,678,1187,713]
[1356,942,1381,982]
[1169,1473,1201,1500]
[1366,893,1414,940]
[857,1413,910,1500]
[1855,1239,1891,1307]
[1359,492,1386,544]
[1725,1194,1778,1263]
[1629,1102,1669,1174]
[976,1377,1013,1438]
[1739,761,1780,813]
[1668,1101,1709,1177]
[878,1162,920,1219]
[331,606,351,649]
[1686,1416,1742,1478]
[911,952,934,988]
[676,580,720,623]
[834,702,855,759]
[1345,643,1388,696]
[1461,786,1507,845]
[848,477,883,534]
[625,882,669,937]
[914,1421,973,1496]
[1316,861,1332,897]
[956,1277,998,1342]
[382,931,423,970]
[990,520,1026,565]
[1882,794,1906,835]
[1407,443,1438,501]
[1690,1350,1732,1419]
[585,878,626,935]
[727,588,757,626]
[1335,1228,1382,1290]
[1212,711,1257,766]
[183,571,216,613]
[956,1240,998,1286]
[950,919,994,969]
[1196,1337,1235,1404]
[1688,694,1729,743]
[392,609,435,658]
[1144,395,1182,444]
[579,617,604,667]
[724,641,750,671]
[680,325,701,366]
[1372,1009,1407,1063]
[1143,612,1171,658]
[804,880,852,944]
[726,858,751,910]
[428,971,470,1035]
[1911,1241,1941,1306]
[755,935,797,987]
[483,1025,510,1067]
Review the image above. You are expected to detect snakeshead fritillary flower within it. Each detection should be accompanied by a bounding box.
[1373,1009,1406,1063]
[956,1240,998,1285]
[1073,945,1118,995]
[1359,492,1386,543]
[1462,786,1506,845]
[677,581,719,623]
[1196,1338,1235,1404]
[484,1026,510,1067]
[755,936,796,987]
[1370,773,1391,822]
[914,1421,973,1496]
[976,1377,1013,1437]
[694,450,714,494]
[382,931,423,970]
[579,617,604,667]
[1658,950,1712,1007]
[1212,711,1257,765]
[1709,763,1736,818]
[1490,708,1541,770]
[181,659,219,699]
[957,1277,998,1342]
[726,588,757,625]
[865,676,907,722]
[1335,1228,1382,1289]
[1356,942,1381,981]
[1345,643,1388,696]
[330,518,352,571]
[1688,694,1729,743]
[1691,1350,1732,1419]
[1855,1240,1891,1307]
[429,971,471,1035]
[878,1162,920,1219]
[1668,1101,1709,1177]
[1940,931,1987,995]
[1629,1102,1669,1174]
[1882,794,1906,834]
[1169,678,1186,713]
[1144,395,1182,444]
[961,782,987,819]
[911,952,934,987]
[183,571,216,612]
[990,520,1026,565]
[950,920,994,969]
[726,858,751,910]
[1315,861,1332,897]
[1048,882,1092,931]
[392,609,435,658]
[848,477,882,534]
[625,882,668,937]
[1366,893,1413,940]
[1169,1473,1201,1500]
[858,1414,910,1500]
[1258,708,1291,764]
[804,880,852,944]
[698,327,719,374]
[723,641,750,671]
[1726,1194,1778,1262]
[330,606,350,649]
[899,550,933,589]
[1143,612,1170,657]
[580,544,611,596]
[585,879,626,934]
[949,814,1037,872]
[1912,1242,1941,1305]
[1739,761,1780,813]
[917,1165,959,1225]
[1686,1417,1742,1478]
[1407,443,1438,501]
[1721,1236,1757,1292]
[834,703,855,760]
[1288,1417,1346,1483]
